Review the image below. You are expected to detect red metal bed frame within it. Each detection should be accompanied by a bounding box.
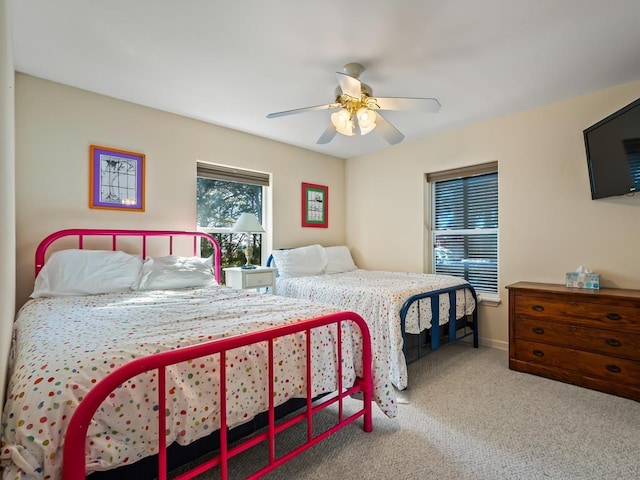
[32,229,372,479]
[34,228,223,285]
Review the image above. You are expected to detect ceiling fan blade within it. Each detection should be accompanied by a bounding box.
[336,72,361,98]
[375,112,405,145]
[374,97,441,113]
[266,103,338,119]
[353,113,362,136]
[316,122,337,144]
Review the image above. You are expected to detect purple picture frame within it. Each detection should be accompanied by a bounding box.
[89,145,145,212]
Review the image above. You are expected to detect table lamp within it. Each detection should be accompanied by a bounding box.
[231,213,265,269]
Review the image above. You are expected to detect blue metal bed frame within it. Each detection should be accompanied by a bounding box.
[266,253,479,364]
[400,283,479,364]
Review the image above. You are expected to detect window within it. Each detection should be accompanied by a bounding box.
[427,162,498,295]
[196,162,269,270]
[625,139,640,188]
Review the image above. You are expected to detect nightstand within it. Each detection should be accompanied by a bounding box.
[223,266,277,294]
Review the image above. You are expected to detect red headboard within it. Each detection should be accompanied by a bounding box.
[35,229,222,284]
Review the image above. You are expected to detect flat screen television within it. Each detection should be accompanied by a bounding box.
[583,98,640,200]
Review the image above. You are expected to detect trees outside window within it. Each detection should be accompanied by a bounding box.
[196,170,266,273]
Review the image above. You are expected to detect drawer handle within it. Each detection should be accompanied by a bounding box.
[532,305,544,312]
[532,349,544,357]
[606,338,622,347]
[606,313,621,321]
[606,365,621,373]
[532,327,544,334]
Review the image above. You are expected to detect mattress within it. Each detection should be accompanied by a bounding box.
[0,284,394,480]
[276,270,476,390]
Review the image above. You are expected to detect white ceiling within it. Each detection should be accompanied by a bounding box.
[12,0,640,159]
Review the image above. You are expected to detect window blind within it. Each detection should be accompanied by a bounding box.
[629,153,640,188]
[430,168,498,294]
[426,161,497,184]
[196,162,270,187]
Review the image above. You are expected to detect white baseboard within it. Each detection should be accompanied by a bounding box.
[459,335,508,351]
[479,337,508,351]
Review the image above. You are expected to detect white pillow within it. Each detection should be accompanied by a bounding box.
[31,249,143,298]
[271,245,328,278]
[135,255,215,291]
[324,246,357,274]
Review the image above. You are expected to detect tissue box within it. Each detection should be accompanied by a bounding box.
[565,272,600,289]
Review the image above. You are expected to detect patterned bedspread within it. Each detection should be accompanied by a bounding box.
[0,285,393,480]
[276,270,476,391]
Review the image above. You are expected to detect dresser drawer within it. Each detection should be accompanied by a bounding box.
[513,339,640,385]
[514,293,640,334]
[244,272,274,288]
[514,316,640,360]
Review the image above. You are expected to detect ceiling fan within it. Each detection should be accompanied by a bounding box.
[266,62,441,146]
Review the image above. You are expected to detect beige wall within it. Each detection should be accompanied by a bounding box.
[0,0,16,427]
[15,74,345,308]
[346,81,640,349]
[14,73,640,350]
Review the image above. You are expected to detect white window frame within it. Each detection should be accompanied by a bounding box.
[196,162,270,265]
[427,162,499,304]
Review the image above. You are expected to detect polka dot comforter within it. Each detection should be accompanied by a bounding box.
[276,270,476,393]
[0,285,388,480]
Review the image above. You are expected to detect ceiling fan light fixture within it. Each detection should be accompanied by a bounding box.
[266,62,441,146]
[331,109,354,136]
[356,108,377,135]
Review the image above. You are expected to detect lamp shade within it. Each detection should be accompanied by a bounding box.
[330,109,354,136]
[356,108,377,135]
[231,213,265,233]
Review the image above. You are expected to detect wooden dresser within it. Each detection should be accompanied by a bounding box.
[506,282,640,401]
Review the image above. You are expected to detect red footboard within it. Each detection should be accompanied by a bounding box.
[62,311,373,479]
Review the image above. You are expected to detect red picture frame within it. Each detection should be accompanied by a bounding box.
[301,182,328,228]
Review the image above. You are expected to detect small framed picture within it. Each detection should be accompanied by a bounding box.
[301,182,328,228]
[89,145,145,212]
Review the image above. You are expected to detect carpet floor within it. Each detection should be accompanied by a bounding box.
[170,343,640,479]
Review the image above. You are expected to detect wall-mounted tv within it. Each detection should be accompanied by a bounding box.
[584,98,640,200]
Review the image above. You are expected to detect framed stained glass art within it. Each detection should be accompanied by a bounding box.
[89,145,145,212]
[301,182,328,228]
